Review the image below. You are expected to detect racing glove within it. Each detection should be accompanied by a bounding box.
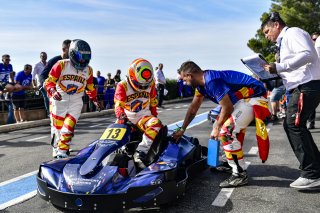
[92,98,103,112]
[49,88,62,101]
[116,113,128,124]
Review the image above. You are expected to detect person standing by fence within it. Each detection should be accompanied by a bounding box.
[155,63,166,108]
[12,64,33,123]
[32,52,48,116]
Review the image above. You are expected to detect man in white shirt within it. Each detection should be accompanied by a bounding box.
[307,32,320,129]
[262,12,320,189]
[155,63,166,108]
[32,52,49,116]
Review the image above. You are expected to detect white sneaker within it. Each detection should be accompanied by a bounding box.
[290,177,320,189]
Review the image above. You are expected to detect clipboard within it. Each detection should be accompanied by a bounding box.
[241,53,281,82]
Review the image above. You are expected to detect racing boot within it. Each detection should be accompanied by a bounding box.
[133,151,147,171]
[219,171,248,188]
[55,148,70,159]
[210,161,232,174]
[53,147,70,158]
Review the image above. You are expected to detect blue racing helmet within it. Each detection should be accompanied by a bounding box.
[69,39,91,70]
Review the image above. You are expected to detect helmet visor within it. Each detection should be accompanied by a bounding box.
[76,51,91,62]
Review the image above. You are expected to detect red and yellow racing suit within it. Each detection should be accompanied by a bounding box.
[114,79,162,154]
[45,59,97,153]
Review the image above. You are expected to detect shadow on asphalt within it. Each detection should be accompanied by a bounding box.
[248,164,300,188]
[0,141,48,147]
[298,188,320,193]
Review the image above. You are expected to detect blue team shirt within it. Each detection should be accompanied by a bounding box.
[0,63,13,82]
[13,70,32,95]
[196,70,266,104]
[97,76,106,93]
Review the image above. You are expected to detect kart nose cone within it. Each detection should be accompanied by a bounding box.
[75,198,83,207]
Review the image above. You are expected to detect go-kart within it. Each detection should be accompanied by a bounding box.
[37,123,208,212]
[207,105,221,123]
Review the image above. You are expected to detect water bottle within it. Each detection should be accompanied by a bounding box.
[207,139,220,167]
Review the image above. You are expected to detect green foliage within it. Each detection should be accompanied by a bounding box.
[247,0,320,62]
[164,78,179,100]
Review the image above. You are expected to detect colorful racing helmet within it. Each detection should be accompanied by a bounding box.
[69,39,91,70]
[127,58,154,91]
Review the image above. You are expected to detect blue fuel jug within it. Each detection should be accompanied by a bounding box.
[207,139,220,167]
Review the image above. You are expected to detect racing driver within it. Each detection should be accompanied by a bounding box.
[114,58,162,169]
[45,39,102,158]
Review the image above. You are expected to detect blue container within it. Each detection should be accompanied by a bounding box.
[207,139,220,167]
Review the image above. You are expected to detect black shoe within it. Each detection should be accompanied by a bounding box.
[210,161,232,173]
[133,151,147,170]
[219,171,248,188]
[271,114,278,122]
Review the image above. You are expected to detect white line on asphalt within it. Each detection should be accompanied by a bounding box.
[26,136,48,142]
[158,111,163,113]
[248,147,258,155]
[0,190,37,210]
[187,120,207,129]
[0,171,37,187]
[211,188,234,207]
[174,106,181,109]
[166,109,172,111]
[168,112,208,130]
[211,159,252,207]
[183,104,188,107]
[89,124,104,128]
[0,145,7,148]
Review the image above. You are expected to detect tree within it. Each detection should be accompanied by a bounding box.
[247,0,320,62]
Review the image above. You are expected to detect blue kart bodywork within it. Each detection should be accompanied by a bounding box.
[37,123,208,212]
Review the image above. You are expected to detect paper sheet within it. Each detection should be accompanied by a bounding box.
[241,54,280,81]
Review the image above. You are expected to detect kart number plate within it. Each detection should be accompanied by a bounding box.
[100,128,126,141]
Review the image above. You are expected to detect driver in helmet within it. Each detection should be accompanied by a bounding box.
[114,58,162,169]
[45,39,102,158]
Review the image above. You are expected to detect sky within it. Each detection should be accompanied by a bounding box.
[0,0,271,79]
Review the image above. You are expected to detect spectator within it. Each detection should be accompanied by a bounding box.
[45,39,101,158]
[262,12,320,188]
[104,73,115,109]
[155,63,166,108]
[183,81,193,97]
[306,32,320,129]
[40,40,71,86]
[173,61,270,188]
[88,76,98,112]
[12,64,33,123]
[113,69,121,85]
[177,69,184,98]
[40,39,71,148]
[269,79,285,121]
[0,54,16,100]
[32,52,49,116]
[6,71,16,124]
[96,70,106,108]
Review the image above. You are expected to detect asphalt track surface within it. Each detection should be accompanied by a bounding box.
[1,100,320,213]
